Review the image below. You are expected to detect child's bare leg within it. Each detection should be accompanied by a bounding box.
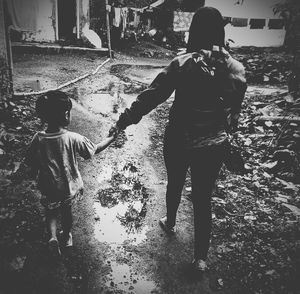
[46,209,58,239]
[46,208,61,255]
[61,203,72,239]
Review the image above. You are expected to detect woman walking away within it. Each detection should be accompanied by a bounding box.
[110,7,247,272]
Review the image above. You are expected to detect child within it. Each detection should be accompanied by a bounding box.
[16,90,116,256]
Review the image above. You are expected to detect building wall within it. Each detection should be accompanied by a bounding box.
[206,0,286,47]
[224,25,286,47]
[81,0,90,29]
[29,0,55,42]
[8,0,56,42]
[9,0,90,42]
[89,0,106,38]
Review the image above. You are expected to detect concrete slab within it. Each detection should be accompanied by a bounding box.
[11,42,112,57]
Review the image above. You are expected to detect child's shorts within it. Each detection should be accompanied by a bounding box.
[41,189,83,211]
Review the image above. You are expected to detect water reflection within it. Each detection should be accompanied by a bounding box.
[93,202,148,247]
[106,261,157,294]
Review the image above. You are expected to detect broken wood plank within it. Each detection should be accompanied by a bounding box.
[14,58,111,97]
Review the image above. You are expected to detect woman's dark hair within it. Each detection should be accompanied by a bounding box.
[36,90,72,125]
[187,6,225,52]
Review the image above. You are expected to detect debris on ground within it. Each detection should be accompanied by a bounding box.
[0,43,298,293]
[149,60,299,293]
[231,47,293,85]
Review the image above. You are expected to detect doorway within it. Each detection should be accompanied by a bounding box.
[57,0,77,41]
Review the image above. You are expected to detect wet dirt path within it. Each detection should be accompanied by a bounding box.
[65,60,222,294]
[69,62,289,293]
[12,53,288,293]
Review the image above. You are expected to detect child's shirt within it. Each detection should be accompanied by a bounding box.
[25,129,96,199]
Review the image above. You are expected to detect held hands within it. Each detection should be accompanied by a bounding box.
[95,125,121,154]
[108,125,121,139]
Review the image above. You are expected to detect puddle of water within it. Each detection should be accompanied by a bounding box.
[94,201,149,247]
[69,87,116,115]
[106,261,157,294]
[94,161,150,247]
[97,165,113,185]
[110,64,165,93]
[82,93,114,115]
[67,87,86,102]
[16,77,58,92]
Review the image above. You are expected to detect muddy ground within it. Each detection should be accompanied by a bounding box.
[0,43,299,294]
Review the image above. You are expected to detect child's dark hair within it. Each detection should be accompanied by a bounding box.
[36,90,72,125]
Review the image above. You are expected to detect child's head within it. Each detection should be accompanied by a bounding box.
[36,90,72,126]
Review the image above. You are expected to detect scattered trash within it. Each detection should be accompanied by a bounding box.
[265,121,273,128]
[82,24,102,49]
[261,161,278,169]
[244,214,257,221]
[217,278,224,289]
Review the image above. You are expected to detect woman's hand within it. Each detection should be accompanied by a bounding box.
[108,125,121,138]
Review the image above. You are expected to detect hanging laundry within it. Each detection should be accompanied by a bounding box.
[133,10,140,28]
[173,11,194,32]
[120,7,128,38]
[121,7,128,30]
[250,19,266,29]
[6,0,39,31]
[113,7,122,27]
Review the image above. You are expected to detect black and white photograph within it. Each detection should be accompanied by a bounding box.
[0,0,299,293]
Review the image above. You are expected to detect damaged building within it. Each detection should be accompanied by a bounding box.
[5,0,286,48]
[5,0,206,45]
[7,0,90,43]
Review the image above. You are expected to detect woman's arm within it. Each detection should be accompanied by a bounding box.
[230,80,247,132]
[223,56,247,132]
[115,59,178,130]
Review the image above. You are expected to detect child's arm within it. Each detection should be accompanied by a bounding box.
[76,132,117,159]
[95,135,115,154]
